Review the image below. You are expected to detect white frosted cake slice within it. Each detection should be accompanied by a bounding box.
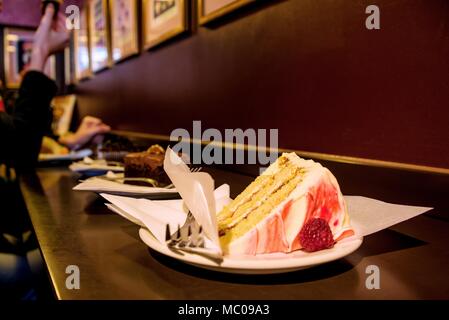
[217,153,354,255]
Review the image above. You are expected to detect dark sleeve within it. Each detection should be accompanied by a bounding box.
[0,71,57,171]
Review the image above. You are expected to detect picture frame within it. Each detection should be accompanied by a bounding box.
[109,0,139,62]
[88,0,111,72]
[3,28,56,88]
[64,47,71,85]
[142,0,188,49]
[64,39,76,86]
[198,0,255,25]
[74,8,92,80]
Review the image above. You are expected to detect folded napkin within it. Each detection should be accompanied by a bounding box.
[346,196,432,237]
[102,184,231,244]
[162,148,222,251]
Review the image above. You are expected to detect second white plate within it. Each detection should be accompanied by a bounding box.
[38,149,93,162]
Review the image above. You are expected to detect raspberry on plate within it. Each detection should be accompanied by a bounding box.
[299,218,335,252]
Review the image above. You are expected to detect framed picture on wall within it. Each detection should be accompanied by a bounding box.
[74,8,92,80]
[110,0,139,62]
[64,41,76,86]
[142,0,188,49]
[3,28,56,88]
[88,0,111,72]
[198,0,255,25]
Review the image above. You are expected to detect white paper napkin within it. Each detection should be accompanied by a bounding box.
[345,196,432,237]
[163,148,222,251]
[101,184,231,244]
[102,193,187,242]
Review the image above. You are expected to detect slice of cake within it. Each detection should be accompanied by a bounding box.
[217,153,354,255]
[124,145,171,187]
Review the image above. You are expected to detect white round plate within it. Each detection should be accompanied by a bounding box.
[138,228,363,274]
[69,164,125,173]
[38,149,93,162]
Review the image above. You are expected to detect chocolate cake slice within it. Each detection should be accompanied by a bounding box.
[124,145,171,187]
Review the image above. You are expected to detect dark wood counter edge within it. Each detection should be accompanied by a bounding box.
[111,130,449,176]
[19,172,62,299]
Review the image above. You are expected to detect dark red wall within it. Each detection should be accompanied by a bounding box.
[0,0,84,27]
[0,0,41,27]
[69,0,449,168]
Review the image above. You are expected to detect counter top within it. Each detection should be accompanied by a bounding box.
[20,166,449,299]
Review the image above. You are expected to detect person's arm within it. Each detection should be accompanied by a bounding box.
[58,116,111,150]
[29,6,69,72]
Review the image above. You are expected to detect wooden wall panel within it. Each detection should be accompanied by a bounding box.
[71,0,448,168]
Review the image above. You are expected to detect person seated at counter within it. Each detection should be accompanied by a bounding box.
[0,5,67,170]
[0,5,107,300]
[0,4,68,300]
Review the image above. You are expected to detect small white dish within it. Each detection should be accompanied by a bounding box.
[38,149,93,162]
[69,158,124,174]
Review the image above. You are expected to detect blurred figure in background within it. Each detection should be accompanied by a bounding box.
[0,4,108,300]
[0,5,66,169]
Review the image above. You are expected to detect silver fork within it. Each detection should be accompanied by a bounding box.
[189,167,203,173]
[165,212,204,248]
[165,211,223,262]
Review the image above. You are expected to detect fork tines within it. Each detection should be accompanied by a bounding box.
[166,222,205,249]
[165,219,223,261]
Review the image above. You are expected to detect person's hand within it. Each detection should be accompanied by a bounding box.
[59,116,111,150]
[29,5,70,72]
